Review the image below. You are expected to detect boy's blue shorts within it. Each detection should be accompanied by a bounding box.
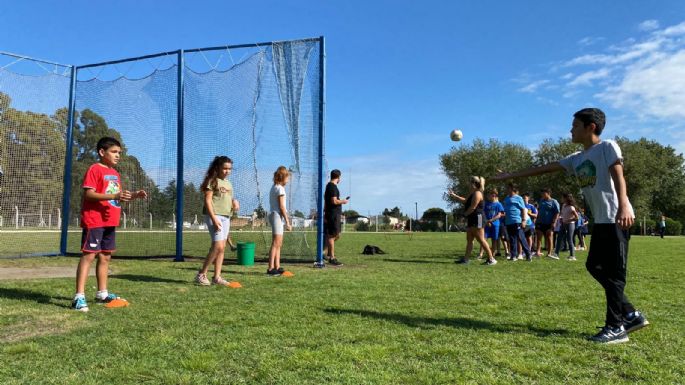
[485,224,500,239]
[81,227,116,253]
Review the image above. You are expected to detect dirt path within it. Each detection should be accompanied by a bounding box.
[0,266,95,280]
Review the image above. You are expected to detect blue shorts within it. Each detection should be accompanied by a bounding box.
[81,227,116,253]
[485,224,500,239]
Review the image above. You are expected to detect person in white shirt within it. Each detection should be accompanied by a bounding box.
[493,108,648,344]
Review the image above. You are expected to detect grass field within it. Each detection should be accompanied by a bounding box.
[0,233,683,385]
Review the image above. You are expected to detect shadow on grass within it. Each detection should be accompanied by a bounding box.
[109,274,188,284]
[0,287,71,308]
[324,308,582,339]
[382,258,454,264]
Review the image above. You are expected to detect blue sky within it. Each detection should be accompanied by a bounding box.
[2,0,685,216]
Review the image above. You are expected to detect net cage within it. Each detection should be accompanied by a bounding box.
[0,37,325,261]
[0,53,71,257]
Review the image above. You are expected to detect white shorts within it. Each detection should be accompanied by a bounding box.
[205,215,231,242]
[268,212,284,235]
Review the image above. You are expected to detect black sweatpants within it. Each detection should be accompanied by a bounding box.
[585,223,636,327]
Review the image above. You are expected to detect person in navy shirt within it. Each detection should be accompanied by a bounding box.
[535,188,560,258]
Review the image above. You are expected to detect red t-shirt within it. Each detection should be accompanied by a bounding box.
[81,163,122,228]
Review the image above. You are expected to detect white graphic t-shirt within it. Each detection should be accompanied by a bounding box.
[558,140,634,224]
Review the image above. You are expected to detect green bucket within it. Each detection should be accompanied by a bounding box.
[236,241,255,266]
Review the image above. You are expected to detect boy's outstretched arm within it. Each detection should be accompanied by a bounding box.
[609,162,634,230]
[491,162,564,181]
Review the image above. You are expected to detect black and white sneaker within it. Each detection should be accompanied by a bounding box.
[266,268,282,277]
[589,325,629,344]
[328,258,343,267]
[624,311,650,333]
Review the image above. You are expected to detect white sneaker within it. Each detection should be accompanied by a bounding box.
[194,273,211,286]
[568,256,577,261]
[547,253,559,260]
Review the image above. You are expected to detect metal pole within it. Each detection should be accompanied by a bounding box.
[315,36,326,268]
[60,65,77,255]
[174,50,185,261]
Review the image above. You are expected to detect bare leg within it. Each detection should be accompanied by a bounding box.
[95,252,111,291]
[464,230,475,259]
[213,241,227,279]
[269,234,283,270]
[76,252,96,294]
[200,241,223,276]
[474,228,494,262]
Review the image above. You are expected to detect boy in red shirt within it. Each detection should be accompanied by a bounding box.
[72,137,147,312]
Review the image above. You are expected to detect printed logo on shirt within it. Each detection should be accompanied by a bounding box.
[575,159,597,188]
[105,177,121,208]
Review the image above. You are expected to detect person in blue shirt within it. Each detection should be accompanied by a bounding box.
[534,188,560,259]
[574,208,588,250]
[502,183,531,261]
[478,189,505,258]
[523,193,538,257]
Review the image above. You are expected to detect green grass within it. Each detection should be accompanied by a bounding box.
[0,233,683,385]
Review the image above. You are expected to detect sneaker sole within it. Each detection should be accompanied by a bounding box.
[72,307,89,312]
[625,320,650,334]
[604,336,629,344]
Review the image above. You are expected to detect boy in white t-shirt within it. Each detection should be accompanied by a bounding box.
[493,108,648,344]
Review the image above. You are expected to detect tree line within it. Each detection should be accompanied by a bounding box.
[0,92,207,228]
[439,137,685,234]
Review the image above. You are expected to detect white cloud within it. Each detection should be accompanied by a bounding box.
[597,50,685,120]
[518,79,550,93]
[567,68,611,87]
[516,20,685,155]
[659,21,685,36]
[578,36,605,46]
[638,19,660,32]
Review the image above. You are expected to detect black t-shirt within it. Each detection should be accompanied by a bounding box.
[324,182,341,217]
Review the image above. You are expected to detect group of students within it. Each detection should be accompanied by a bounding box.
[449,107,649,343]
[71,107,649,344]
[475,187,590,262]
[72,137,347,312]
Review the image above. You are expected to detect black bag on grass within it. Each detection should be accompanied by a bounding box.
[362,245,386,255]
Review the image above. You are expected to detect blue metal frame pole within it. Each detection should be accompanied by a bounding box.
[175,50,185,261]
[315,36,326,267]
[60,66,77,255]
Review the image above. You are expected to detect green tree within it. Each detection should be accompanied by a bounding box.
[0,94,66,223]
[440,138,533,205]
[530,138,582,201]
[343,209,359,218]
[617,137,685,223]
[422,207,446,222]
[382,206,402,218]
